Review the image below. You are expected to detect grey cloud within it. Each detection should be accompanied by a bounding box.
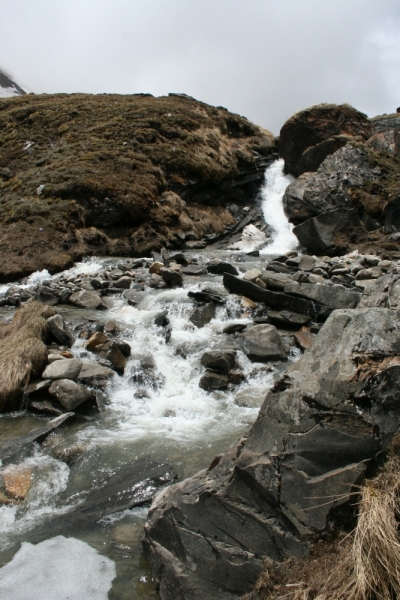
[0,0,399,133]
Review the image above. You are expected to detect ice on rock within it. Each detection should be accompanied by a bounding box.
[0,536,116,600]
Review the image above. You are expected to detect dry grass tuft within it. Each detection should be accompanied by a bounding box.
[0,302,55,412]
[246,439,400,600]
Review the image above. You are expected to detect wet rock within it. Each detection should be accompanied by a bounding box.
[149,261,164,275]
[154,310,170,327]
[207,262,239,276]
[169,252,188,266]
[94,342,127,373]
[223,322,247,334]
[59,462,178,527]
[46,314,74,347]
[34,287,59,306]
[241,324,287,362]
[284,281,359,310]
[189,302,216,328]
[159,267,183,287]
[299,255,315,271]
[78,361,115,387]
[111,339,131,358]
[3,466,32,500]
[24,379,52,396]
[42,358,82,381]
[85,331,108,351]
[188,290,226,304]
[266,310,311,329]
[0,413,74,465]
[223,273,316,317]
[123,290,147,305]
[114,276,132,289]
[29,400,64,417]
[69,290,107,310]
[201,350,236,372]
[199,370,229,390]
[241,296,258,309]
[94,390,110,413]
[49,379,92,411]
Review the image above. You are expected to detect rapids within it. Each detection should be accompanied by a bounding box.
[0,160,298,599]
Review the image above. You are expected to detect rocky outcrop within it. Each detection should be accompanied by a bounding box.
[143,307,400,599]
[279,103,372,177]
[283,139,400,254]
[0,93,276,282]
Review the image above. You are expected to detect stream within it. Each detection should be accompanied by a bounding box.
[0,159,299,599]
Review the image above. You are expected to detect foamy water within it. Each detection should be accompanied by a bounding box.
[260,159,298,256]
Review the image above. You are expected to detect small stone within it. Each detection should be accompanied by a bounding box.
[3,466,32,500]
[86,331,108,351]
[242,269,262,282]
[104,320,117,334]
[49,379,92,411]
[299,255,316,271]
[241,296,258,309]
[159,267,183,286]
[114,276,132,289]
[294,330,316,350]
[189,302,216,328]
[199,371,229,391]
[223,323,247,334]
[69,290,107,310]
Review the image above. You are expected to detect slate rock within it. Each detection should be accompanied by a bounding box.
[49,379,92,411]
[47,314,74,347]
[284,281,359,310]
[144,307,400,599]
[241,324,287,362]
[42,358,82,381]
[267,310,311,329]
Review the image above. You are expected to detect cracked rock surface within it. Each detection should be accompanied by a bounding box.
[143,307,400,599]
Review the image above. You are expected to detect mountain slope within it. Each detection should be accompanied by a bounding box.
[0,68,27,98]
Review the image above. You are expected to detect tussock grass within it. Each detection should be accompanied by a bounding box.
[0,302,55,412]
[247,439,400,600]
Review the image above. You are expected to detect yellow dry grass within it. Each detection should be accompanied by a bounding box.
[0,302,55,412]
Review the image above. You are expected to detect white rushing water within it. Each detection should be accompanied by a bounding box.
[260,158,298,256]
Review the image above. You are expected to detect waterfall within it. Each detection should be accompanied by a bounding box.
[260,158,298,256]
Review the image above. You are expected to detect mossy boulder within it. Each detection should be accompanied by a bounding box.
[279,103,373,177]
[0,93,275,282]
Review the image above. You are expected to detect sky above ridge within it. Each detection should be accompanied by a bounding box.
[0,0,399,134]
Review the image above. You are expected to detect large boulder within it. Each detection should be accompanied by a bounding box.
[69,290,107,310]
[284,281,359,310]
[279,103,372,177]
[144,308,400,599]
[46,314,74,347]
[292,207,362,254]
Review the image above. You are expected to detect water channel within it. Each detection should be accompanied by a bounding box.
[0,159,299,599]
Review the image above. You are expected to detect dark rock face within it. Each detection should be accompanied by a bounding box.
[189,302,216,328]
[283,144,382,225]
[144,308,400,599]
[199,371,229,390]
[279,103,372,177]
[292,207,362,254]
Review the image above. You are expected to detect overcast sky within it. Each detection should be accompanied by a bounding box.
[1,0,399,133]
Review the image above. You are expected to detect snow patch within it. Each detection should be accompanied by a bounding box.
[0,536,116,600]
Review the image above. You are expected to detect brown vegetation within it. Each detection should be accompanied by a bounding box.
[0,301,55,411]
[0,93,275,281]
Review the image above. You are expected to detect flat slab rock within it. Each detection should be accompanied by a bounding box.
[144,307,400,599]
